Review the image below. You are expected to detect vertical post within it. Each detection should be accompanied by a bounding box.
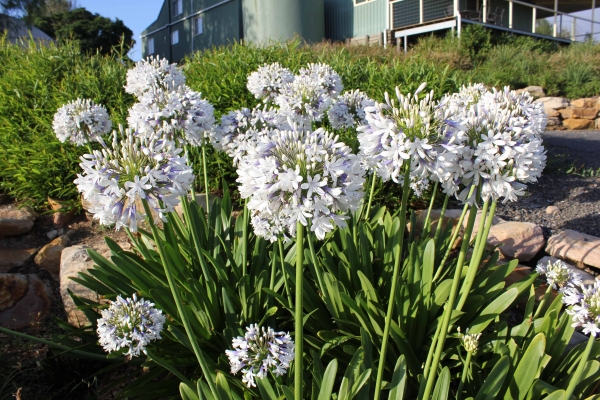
[509,0,513,28]
[404,35,407,54]
[592,0,596,39]
[553,0,558,37]
[419,0,424,24]
[457,12,462,37]
[454,0,459,16]
[572,17,576,41]
[532,6,536,33]
[386,0,391,31]
[482,0,487,23]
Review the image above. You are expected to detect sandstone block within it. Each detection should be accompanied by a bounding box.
[34,235,70,280]
[0,248,39,272]
[534,97,569,114]
[546,230,600,270]
[546,109,560,118]
[408,209,464,238]
[516,86,545,99]
[0,274,51,329]
[48,197,75,227]
[537,256,596,286]
[562,118,593,130]
[487,221,545,261]
[0,205,37,238]
[595,118,600,129]
[462,209,506,240]
[545,205,559,215]
[558,107,599,120]
[571,98,598,108]
[546,116,562,126]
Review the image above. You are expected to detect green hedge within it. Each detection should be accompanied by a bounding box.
[1,31,599,210]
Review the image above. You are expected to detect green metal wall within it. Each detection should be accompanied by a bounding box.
[242,0,324,44]
[324,0,386,41]
[192,1,241,52]
[141,0,170,60]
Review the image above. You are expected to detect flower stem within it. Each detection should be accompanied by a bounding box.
[201,145,210,214]
[422,203,478,400]
[185,145,196,199]
[365,173,377,220]
[456,351,473,400]
[242,199,249,277]
[295,221,305,399]
[433,194,449,244]
[279,237,293,308]
[373,166,411,400]
[565,333,596,399]
[423,317,443,379]
[140,200,219,397]
[423,181,439,236]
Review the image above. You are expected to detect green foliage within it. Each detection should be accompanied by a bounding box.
[34,7,135,55]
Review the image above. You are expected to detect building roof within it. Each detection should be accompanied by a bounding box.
[0,14,54,43]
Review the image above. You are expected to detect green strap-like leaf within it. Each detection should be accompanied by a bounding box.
[431,366,450,400]
[505,333,546,400]
[388,355,407,400]
[475,355,510,400]
[317,359,338,400]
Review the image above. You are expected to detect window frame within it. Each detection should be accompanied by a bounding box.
[171,29,179,45]
[148,37,154,54]
[172,0,183,16]
[194,15,203,36]
[354,0,374,6]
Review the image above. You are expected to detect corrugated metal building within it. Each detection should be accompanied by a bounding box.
[142,0,600,62]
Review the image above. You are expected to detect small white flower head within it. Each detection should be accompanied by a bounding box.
[247,63,295,102]
[226,324,295,388]
[357,83,445,186]
[563,280,600,337]
[53,98,112,146]
[298,63,344,99]
[536,259,581,292]
[457,327,482,353]
[127,85,215,146]
[124,55,186,99]
[237,128,366,241]
[275,75,334,128]
[327,89,376,129]
[74,126,194,231]
[97,294,165,358]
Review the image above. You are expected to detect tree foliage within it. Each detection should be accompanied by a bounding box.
[34,7,134,55]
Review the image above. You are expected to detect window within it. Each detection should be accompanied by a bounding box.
[172,0,183,16]
[194,16,203,36]
[354,0,373,5]
[148,37,154,54]
[171,29,179,45]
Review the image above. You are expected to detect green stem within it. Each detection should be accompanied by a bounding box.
[185,145,196,199]
[268,244,278,326]
[565,333,596,399]
[423,181,439,236]
[202,145,210,214]
[307,230,325,297]
[365,173,377,220]
[533,285,554,319]
[456,351,473,400]
[423,317,443,379]
[242,199,249,277]
[140,200,219,397]
[295,222,305,400]
[86,142,94,156]
[433,195,449,244]
[279,237,293,308]
[422,203,478,400]
[373,166,411,400]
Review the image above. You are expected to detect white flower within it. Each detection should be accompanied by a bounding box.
[563,280,600,337]
[237,128,366,241]
[53,99,112,145]
[226,324,295,388]
[74,126,194,232]
[127,84,215,146]
[327,89,376,129]
[247,63,295,102]
[275,75,333,127]
[458,327,482,353]
[124,55,186,99]
[536,259,581,292]
[97,294,165,358]
[298,63,343,98]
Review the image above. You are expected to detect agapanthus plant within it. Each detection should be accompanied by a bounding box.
[327,89,375,130]
[536,259,581,292]
[74,126,194,231]
[298,63,343,99]
[124,55,186,99]
[226,324,294,388]
[53,98,112,146]
[246,62,295,103]
[563,280,600,336]
[236,127,366,241]
[97,294,165,358]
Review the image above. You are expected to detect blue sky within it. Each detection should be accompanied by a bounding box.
[78,0,164,61]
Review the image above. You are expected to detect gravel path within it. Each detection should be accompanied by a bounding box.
[494,130,600,240]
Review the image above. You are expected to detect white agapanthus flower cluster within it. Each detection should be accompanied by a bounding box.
[438,85,547,204]
[74,127,194,231]
[536,259,581,292]
[275,75,336,127]
[357,83,446,193]
[53,98,112,146]
[298,63,344,99]
[237,128,366,241]
[127,84,215,146]
[457,327,482,353]
[97,294,165,358]
[327,89,376,129]
[124,55,186,99]
[563,280,600,336]
[226,324,295,388]
[246,62,295,102]
[211,106,290,166]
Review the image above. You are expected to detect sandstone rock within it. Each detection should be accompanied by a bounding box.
[516,86,545,99]
[534,97,569,114]
[0,248,39,272]
[34,235,70,280]
[558,107,599,120]
[596,118,600,130]
[546,116,562,126]
[546,109,560,117]
[571,98,598,108]
[0,274,51,329]
[409,209,464,238]
[60,245,102,327]
[537,256,596,286]
[463,209,506,240]
[0,205,37,238]
[545,205,559,215]
[562,118,593,130]
[487,221,545,261]
[546,230,600,270]
[48,197,75,227]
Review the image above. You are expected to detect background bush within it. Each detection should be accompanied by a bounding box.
[1,30,600,210]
